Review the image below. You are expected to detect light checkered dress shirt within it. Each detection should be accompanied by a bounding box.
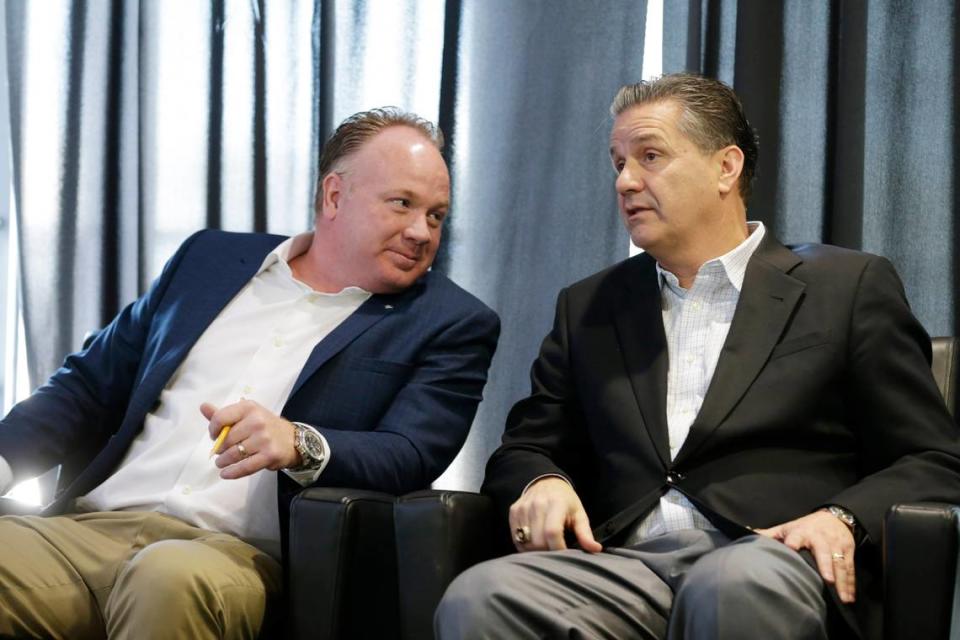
[624,222,766,544]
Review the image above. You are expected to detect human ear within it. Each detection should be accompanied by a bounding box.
[717,145,745,196]
[319,172,343,220]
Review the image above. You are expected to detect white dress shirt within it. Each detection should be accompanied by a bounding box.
[65,232,370,558]
[624,222,766,544]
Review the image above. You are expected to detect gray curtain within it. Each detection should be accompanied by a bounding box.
[6,0,321,387]
[4,0,445,389]
[664,0,959,337]
[435,0,648,489]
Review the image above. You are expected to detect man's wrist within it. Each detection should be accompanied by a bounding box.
[282,423,330,487]
[522,473,571,496]
[822,505,864,544]
[288,422,327,472]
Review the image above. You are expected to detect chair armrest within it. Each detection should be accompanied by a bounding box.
[884,502,960,640]
[394,490,504,639]
[287,487,399,640]
[0,496,42,517]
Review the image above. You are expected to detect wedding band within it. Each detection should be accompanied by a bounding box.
[237,443,249,459]
[831,552,845,561]
[514,525,531,544]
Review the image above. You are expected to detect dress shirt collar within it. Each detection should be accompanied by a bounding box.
[255,231,370,297]
[656,221,766,294]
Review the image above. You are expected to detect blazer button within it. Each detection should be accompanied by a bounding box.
[667,471,685,484]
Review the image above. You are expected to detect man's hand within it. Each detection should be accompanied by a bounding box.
[202,400,300,479]
[508,477,603,554]
[754,510,856,603]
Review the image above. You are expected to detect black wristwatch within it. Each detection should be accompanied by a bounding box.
[289,422,325,472]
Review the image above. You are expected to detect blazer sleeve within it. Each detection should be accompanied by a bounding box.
[304,301,501,495]
[0,232,201,482]
[481,288,593,515]
[826,256,960,541]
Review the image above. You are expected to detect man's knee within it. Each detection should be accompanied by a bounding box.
[106,539,271,640]
[116,540,219,601]
[435,560,508,639]
[672,538,827,639]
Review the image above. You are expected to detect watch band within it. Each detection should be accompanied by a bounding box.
[824,505,864,544]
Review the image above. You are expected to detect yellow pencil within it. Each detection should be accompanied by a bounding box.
[209,425,232,457]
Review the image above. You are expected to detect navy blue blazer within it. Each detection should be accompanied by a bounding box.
[0,230,500,540]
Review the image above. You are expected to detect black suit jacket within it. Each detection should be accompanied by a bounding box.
[483,233,960,636]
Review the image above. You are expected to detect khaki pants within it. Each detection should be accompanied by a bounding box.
[0,511,282,639]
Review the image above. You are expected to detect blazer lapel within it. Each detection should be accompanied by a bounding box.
[128,252,269,420]
[612,255,671,467]
[674,235,805,465]
[288,288,412,397]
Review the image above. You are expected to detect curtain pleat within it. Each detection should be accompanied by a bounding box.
[433,0,648,490]
[666,0,958,337]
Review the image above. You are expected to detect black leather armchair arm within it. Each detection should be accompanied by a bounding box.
[394,490,503,639]
[883,503,960,640]
[879,338,960,640]
[287,487,399,640]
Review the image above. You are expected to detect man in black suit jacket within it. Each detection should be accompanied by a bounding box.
[436,74,960,639]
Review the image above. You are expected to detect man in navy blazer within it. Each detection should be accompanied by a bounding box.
[0,108,499,638]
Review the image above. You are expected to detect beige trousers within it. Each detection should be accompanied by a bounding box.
[0,511,282,639]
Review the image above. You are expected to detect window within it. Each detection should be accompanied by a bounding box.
[0,15,38,505]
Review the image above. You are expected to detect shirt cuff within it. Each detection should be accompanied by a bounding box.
[282,422,330,487]
[0,455,12,495]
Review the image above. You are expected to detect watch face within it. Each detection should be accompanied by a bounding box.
[301,430,325,461]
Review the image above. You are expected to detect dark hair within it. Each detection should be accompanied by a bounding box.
[610,73,759,201]
[316,107,445,203]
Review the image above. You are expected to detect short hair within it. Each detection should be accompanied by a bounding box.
[316,107,445,199]
[610,73,759,201]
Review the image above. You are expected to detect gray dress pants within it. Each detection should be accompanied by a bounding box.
[435,530,829,639]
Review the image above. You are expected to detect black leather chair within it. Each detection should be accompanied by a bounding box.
[882,336,960,640]
[289,336,960,640]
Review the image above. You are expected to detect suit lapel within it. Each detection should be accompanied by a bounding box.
[131,251,273,418]
[674,235,805,465]
[612,255,671,467]
[288,288,412,397]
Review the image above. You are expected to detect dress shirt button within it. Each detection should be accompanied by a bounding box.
[273,335,283,348]
[181,486,192,495]
[242,385,253,395]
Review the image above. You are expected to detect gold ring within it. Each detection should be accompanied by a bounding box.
[237,443,249,459]
[514,525,531,544]
[831,552,845,561]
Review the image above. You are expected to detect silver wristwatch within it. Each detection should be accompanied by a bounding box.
[824,505,862,543]
[290,422,325,472]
